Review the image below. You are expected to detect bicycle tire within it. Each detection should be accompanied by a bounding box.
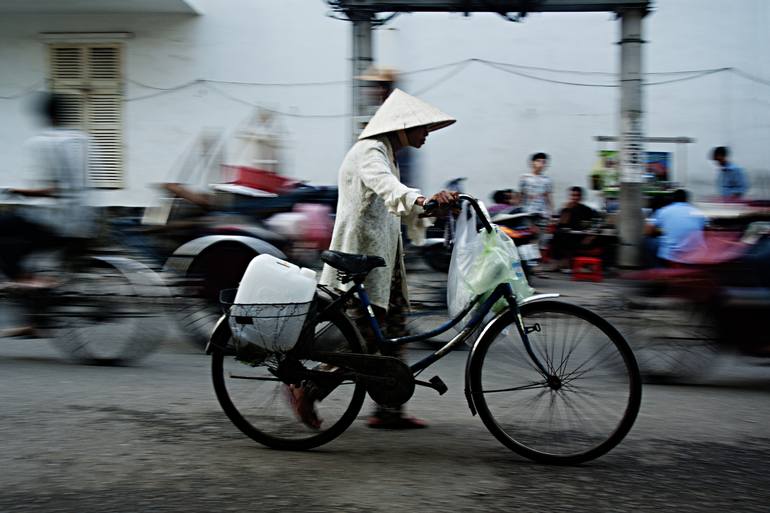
[469,300,641,465]
[51,256,166,365]
[211,295,367,450]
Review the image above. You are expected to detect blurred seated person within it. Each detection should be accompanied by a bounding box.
[548,186,600,272]
[488,189,521,215]
[643,188,706,267]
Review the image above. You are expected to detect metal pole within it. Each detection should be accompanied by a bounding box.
[351,14,374,144]
[678,142,687,187]
[617,8,645,268]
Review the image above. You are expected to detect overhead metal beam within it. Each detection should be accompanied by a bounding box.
[328,0,650,15]
[595,136,694,144]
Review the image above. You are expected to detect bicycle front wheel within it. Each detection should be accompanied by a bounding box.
[52,256,167,365]
[470,300,641,465]
[211,299,367,450]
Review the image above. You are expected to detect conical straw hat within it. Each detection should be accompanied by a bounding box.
[358,88,456,140]
[356,65,398,82]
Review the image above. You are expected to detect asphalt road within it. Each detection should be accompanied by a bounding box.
[2,266,770,512]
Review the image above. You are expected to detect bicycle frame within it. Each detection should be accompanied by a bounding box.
[357,281,550,377]
[314,194,552,379]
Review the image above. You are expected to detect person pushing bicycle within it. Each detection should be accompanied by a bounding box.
[290,89,457,429]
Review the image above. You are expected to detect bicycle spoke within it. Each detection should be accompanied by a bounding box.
[482,381,549,393]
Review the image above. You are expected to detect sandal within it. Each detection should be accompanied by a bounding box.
[367,413,428,430]
[285,384,323,430]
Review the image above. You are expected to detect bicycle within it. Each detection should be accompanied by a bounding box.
[207,195,642,465]
[0,192,169,365]
[0,241,169,365]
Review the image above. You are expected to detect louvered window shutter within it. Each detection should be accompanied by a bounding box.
[49,43,124,188]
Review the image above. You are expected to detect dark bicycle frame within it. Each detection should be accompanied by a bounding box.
[314,194,551,379]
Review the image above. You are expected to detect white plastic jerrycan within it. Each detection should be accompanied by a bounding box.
[234,254,317,305]
[229,254,317,353]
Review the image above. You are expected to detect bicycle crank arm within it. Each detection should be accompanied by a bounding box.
[310,351,415,407]
[414,376,448,395]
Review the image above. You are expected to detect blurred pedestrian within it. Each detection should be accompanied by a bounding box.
[293,89,457,430]
[644,188,706,266]
[712,146,748,200]
[358,66,419,190]
[519,152,553,222]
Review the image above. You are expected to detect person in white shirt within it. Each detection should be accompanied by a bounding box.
[0,93,94,287]
[519,152,553,222]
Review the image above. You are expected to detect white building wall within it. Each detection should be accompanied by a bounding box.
[0,0,768,207]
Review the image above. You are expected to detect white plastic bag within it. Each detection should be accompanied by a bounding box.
[447,202,483,317]
[447,202,534,318]
[466,227,534,312]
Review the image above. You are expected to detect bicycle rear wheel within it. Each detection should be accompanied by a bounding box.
[469,300,641,465]
[211,297,367,450]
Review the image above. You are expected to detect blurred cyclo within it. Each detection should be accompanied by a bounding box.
[113,129,338,350]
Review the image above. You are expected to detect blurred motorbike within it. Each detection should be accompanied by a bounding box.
[616,223,770,381]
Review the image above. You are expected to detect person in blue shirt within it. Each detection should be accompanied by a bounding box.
[644,189,706,266]
[712,146,748,199]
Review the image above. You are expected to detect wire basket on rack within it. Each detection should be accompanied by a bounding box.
[220,288,312,354]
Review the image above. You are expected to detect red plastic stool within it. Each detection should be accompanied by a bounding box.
[572,256,603,282]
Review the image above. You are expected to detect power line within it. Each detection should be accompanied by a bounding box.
[729,68,770,88]
[203,83,350,118]
[483,60,617,87]
[124,79,202,101]
[645,68,727,86]
[412,60,473,95]
[126,78,201,91]
[125,60,476,90]
[4,60,769,121]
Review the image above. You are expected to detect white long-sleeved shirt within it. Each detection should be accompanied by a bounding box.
[319,136,428,310]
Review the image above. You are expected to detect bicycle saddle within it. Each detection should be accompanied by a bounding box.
[321,250,386,276]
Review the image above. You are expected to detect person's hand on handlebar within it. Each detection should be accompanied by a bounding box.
[416,190,459,217]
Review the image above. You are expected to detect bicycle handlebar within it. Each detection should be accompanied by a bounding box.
[423,194,494,234]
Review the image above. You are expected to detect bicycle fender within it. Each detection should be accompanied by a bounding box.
[205,314,230,355]
[463,293,560,415]
[518,293,560,306]
[92,255,170,295]
[163,236,286,275]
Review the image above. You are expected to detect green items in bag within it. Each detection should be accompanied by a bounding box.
[447,200,533,318]
[465,226,534,313]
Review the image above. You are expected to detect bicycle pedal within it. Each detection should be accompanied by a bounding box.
[429,376,448,395]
